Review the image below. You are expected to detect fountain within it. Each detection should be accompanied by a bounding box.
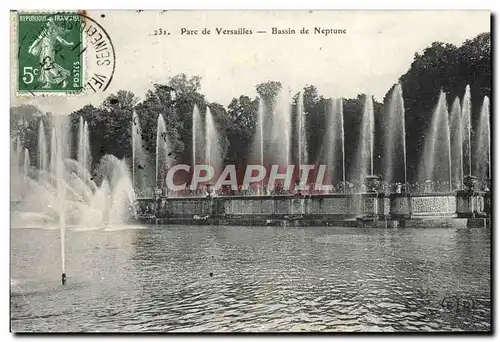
[324,98,345,190]
[339,99,345,192]
[296,92,308,167]
[11,139,21,202]
[258,99,265,169]
[249,98,267,194]
[418,90,452,192]
[53,120,66,284]
[192,104,203,165]
[449,97,464,190]
[355,95,375,187]
[462,85,472,176]
[383,83,407,186]
[155,114,171,189]
[12,136,22,193]
[77,117,91,173]
[132,110,151,193]
[11,83,492,234]
[251,98,266,193]
[11,114,136,230]
[205,106,222,175]
[38,120,48,172]
[456,94,490,219]
[23,148,30,176]
[270,90,292,167]
[475,96,490,181]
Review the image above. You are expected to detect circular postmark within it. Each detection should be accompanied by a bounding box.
[16,11,116,95]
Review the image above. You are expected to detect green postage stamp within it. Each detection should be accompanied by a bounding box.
[17,12,84,94]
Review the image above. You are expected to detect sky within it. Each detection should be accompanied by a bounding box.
[11,10,490,114]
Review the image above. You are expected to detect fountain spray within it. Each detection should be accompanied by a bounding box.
[52,126,67,285]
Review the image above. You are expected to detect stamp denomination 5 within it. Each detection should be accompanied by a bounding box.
[15,11,115,96]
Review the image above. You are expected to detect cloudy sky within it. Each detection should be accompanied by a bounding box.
[11,10,490,114]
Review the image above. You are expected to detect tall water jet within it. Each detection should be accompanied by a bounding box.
[23,148,30,175]
[271,90,291,167]
[38,120,48,172]
[449,97,464,190]
[297,92,308,167]
[355,95,375,185]
[192,104,203,165]
[131,113,136,187]
[250,98,266,193]
[15,136,22,170]
[77,117,91,173]
[258,98,265,168]
[383,84,407,186]
[50,116,69,285]
[251,98,266,166]
[10,138,22,201]
[13,114,136,233]
[462,85,472,176]
[324,98,345,190]
[419,91,452,192]
[93,155,136,227]
[205,107,221,175]
[340,99,345,192]
[77,117,83,167]
[475,96,490,181]
[131,110,150,192]
[84,122,90,168]
[50,127,57,177]
[156,114,171,188]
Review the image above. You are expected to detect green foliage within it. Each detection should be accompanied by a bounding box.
[11,33,490,184]
[398,32,491,181]
[10,104,51,167]
[256,80,282,107]
[226,95,259,166]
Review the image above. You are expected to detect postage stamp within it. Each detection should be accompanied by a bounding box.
[17,12,84,94]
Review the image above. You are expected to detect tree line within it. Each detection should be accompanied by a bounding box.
[11,32,491,183]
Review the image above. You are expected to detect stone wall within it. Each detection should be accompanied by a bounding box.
[390,194,457,218]
[136,193,487,227]
[154,193,392,219]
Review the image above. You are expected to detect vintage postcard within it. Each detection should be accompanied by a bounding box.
[10,10,491,333]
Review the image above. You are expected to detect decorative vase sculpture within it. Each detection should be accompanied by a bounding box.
[484,178,491,192]
[483,178,491,217]
[364,175,381,193]
[463,175,477,192]
[206,183,215,198]
[424,180,433,193]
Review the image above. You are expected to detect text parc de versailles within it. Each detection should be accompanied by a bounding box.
[180,27,347,36]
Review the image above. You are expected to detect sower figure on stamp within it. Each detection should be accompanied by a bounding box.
[28,17,73,89]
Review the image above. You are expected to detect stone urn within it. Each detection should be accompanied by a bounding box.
[364,175,382,193]
[463,175,478,192]
[484,178,491,192]
[206,183,215,198]
[154,187,162,199]
[424,180,433,193]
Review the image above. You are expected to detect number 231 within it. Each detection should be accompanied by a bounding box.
[154,28,167,35]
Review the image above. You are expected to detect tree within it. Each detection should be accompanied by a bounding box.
[395,32,491,181]
[256,81,282,107]
[226,95,259,166]
[69,91,138,169]
[11,32,491,186]
[135,84,183,166]
[10,104,51,168]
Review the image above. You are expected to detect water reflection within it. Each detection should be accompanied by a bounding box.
[11,225,490,332]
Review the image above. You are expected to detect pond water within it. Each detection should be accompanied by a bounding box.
[10,224,491,332]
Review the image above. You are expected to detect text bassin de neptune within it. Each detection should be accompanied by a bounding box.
[180,27,347,36]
